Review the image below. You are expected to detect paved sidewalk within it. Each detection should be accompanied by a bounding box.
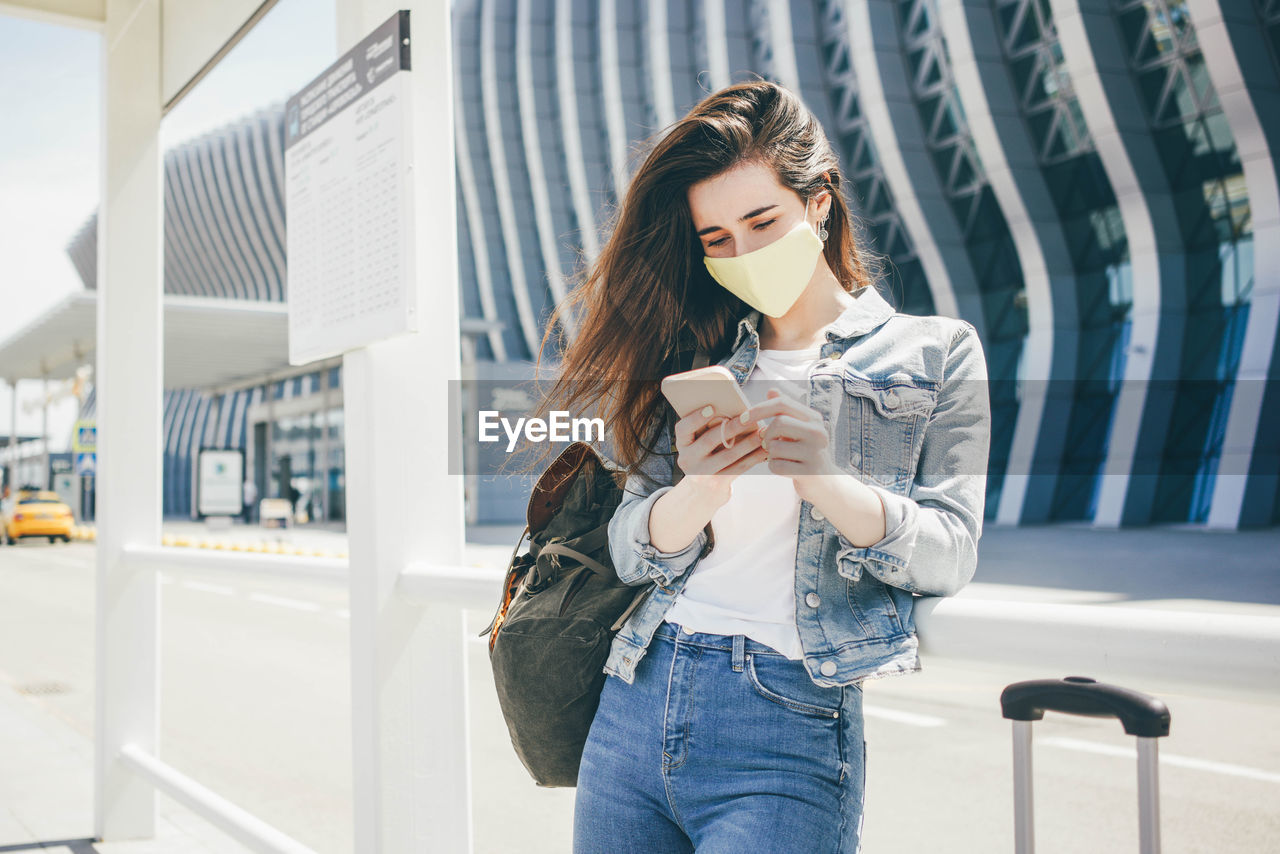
[3,520,1276,851]
[0,675,245,853]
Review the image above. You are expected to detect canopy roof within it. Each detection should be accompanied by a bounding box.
[0,292,290,390]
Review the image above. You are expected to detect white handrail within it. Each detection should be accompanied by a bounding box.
[915,597,1280,692]
[122,544,347,585]
[397,562,506,608]
[395,561,1280,696]
[118,743,319,854]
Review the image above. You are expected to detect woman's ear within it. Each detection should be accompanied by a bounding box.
[808,189,833,229]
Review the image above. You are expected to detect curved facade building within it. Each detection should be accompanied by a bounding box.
[65,0,1277,527]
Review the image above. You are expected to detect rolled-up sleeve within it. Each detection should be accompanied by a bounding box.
[835,322,991,597]
[606,412,711,587]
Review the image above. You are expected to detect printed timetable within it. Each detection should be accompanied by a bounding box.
[284,10,416,365]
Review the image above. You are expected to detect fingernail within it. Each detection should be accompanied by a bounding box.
[701,405,714,417]
[740,412,751,423]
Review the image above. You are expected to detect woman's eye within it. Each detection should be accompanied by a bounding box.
[706,218,773,248]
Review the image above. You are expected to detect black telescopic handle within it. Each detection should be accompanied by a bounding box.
[1000,676,1171,738]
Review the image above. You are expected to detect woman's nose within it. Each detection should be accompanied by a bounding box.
[730,230,771,257]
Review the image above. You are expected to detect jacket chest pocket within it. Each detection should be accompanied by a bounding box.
[839,370,938,489]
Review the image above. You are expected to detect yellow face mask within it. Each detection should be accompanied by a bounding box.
[702,197,824,318]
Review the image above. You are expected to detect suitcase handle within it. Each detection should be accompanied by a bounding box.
[1000,676,1171,738]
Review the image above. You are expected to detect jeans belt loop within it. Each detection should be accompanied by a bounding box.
[732,634,746,672]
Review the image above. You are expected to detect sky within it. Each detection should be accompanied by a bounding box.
[0,0,337,458]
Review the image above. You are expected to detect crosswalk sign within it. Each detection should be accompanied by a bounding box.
[75,452,96,476]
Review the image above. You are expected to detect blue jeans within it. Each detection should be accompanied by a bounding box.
[574,620,866,853]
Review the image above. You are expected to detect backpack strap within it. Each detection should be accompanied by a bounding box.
[611,585,655,631]
[539,541,614,579]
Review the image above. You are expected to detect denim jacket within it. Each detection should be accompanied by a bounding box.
[602,284,991,688]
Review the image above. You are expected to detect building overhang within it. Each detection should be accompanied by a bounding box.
[0,1,105,31]
[0,292,292,390]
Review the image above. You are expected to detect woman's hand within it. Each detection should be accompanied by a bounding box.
[673,403,768,497]
[744,389,886,544]
[645,407,766,555]
[741,388,842,496]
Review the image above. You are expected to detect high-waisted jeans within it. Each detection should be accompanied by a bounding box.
[573,620,866,853]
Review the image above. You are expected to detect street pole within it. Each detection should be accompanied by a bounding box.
[41,375,49,489]
[6,379,16,492]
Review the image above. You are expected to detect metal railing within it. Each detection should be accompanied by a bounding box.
[105,546,1280,853]
[107,546,507,854]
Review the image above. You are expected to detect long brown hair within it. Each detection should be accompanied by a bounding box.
[509,79,882,480]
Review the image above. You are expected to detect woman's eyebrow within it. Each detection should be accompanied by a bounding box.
[696,204,780,236]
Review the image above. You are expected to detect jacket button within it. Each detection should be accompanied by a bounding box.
[810,506,825,522]
[820,661,838,677]
[883,390,900,409]
[805,592,821,608]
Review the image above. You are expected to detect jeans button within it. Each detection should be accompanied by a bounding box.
[810,506,825,522]
[805,592,821,608]
[850,452,861,466]
[820,661,838,677]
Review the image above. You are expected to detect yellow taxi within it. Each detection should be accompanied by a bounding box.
[1,489,74,545]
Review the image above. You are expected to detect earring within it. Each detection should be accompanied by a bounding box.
[818,216,829,243]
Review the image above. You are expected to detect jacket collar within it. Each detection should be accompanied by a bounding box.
[729,284,896,353]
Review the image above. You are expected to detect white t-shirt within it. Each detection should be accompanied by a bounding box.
[663,346,822,659]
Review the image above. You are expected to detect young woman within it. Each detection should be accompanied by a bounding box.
[529,79,991,853]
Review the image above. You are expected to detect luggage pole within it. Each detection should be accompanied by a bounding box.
[1012,720,1035,854]
[1137,737,1161,854]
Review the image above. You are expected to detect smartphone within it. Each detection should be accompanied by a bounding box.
[660,365,751,419]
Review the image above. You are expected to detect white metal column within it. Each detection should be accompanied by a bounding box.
[94,0,164,839]
[335,1,468,851]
